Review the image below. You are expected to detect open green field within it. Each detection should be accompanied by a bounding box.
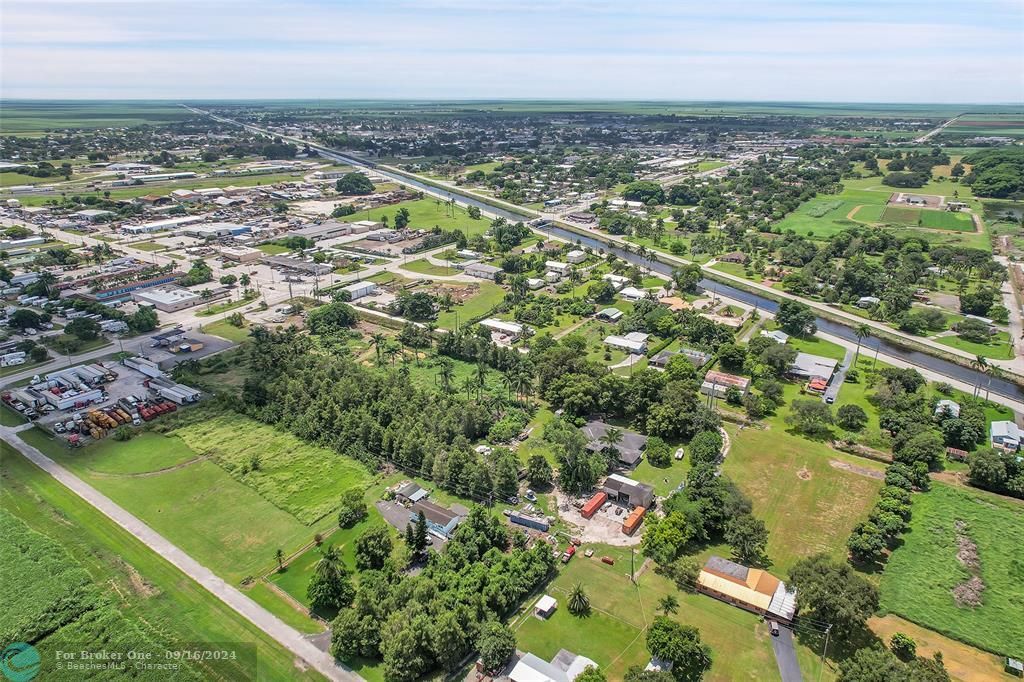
[0,171,52,187]
[399,258,455,276]
[512,544,807,681]
[0,101,197,133]
[936,331,1014,360]
[435,282,506,329]
[0,447,324,680]
[348,197,491,237]
[17,427,316,583]
[723,424,883,573]
[877,206,975,232]
[202,318,253,343]
[879,483,1024,659]
[172,411,373,525]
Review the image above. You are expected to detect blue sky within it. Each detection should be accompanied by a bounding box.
[2,0,1022,102]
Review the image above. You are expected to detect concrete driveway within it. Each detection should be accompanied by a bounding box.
[771,625,803,682]
[823,348,853,404]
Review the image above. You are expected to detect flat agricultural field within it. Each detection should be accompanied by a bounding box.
[0,101,196,134]
[512,545,789,681]
[171,411,373,525]
[879,483,1024,659]
[17,427,316,583]
[347,197,491,237]
[0,447,324,680]
[722,425,883,573]
[878,206,975,232]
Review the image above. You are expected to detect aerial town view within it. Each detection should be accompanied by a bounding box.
[1,2,1023,682]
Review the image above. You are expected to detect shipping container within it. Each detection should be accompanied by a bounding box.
[508,512,549,532]
[581,491,607,519]
[622,506,646,535]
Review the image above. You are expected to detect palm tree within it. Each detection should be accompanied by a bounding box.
[600,426,624,455]
[438,357,455,393]
[500,372,515,402]
[985,364,1003,403]
[460,376,475,400]
[853,324,871,363]
[384,343,401,366]
[314,544,343,582]
[239,273,251,294]
[970,355,988,398]
[37,271,57,296]
[475,362,489,399]
[568,582,590,615]
[658,594,679,616]
[370,333,387,364]
[274,548,285,572]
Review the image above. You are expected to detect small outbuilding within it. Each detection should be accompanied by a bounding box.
[535,595,558,619]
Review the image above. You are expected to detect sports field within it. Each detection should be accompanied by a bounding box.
[879,483,1024,659]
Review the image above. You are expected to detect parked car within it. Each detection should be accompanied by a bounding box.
[768,621,780,637]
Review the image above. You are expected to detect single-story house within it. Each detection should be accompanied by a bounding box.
[596,308,623,322]
[788,352,838,381]
[696,555,797,623]
[566,249,587,264]
[934,399,961,418]
[905,195,927,206]
[658,296,690,312]
[720,251,748,264]
[527,278,546,290]
[602,473,655,508]
[604,331,649,354]
[618,286,648,302]
[464,262,502,280]
[946,447,969,462]
[856,296,881,308]
[409,499,462,538]
[509,650,598,682]
[602,273,630,290]
[582,421,648,467]
[650,346,713,370]
[701,370,750,398]
[760,329,789,344]
[991,420,1021,451]
[480,318,525,340]
[545,260,571,274]
[395,482,429,505]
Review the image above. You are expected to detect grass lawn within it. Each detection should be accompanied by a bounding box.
[434,282,506,330]
[399,258,456,276]
[918,210,975,231]
[631,457,689,498]
[0,447,325,681]
[513,548,788,681]
[172,410,373,525]
[270,514,386,608]
[723,424,883,572]
[348,197,490,237]
[785,333,848,362]
[195,295,256,317]
[18,427,317,583]
[128,240,165,252]
[936,331,1014,360]
[202,318,252,343]
[879,483,1024,659]
[257,243,291,255]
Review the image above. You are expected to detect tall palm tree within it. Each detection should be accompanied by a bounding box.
[384,343,401,366]
[985,364,1003,403]
[853,324,871,363]
[314,544,343,582]
[568,583,590,615]
[970,355,988,398]
[438,357,455,394]
[370,333,387,364]
[658,594,679,616]
[500,372,515,402]
[475,362,489,399]
[274,548,285,572]
[460,376,475,400]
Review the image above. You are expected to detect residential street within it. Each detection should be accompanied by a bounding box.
[0,426,363,682]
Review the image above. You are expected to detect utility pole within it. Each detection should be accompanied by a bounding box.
[630,548,636,584]
[817,624,832,682]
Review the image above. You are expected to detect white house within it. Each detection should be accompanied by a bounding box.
[566,249,587,264]
[857,296,881,308]
[760,329,790,344]
[526,278,546,290]
[604,332,649,353]
[545,261,571,274]
[602,273,630,290]
[934,399,961,418]
[991,421,1020,451]
[618,286,648,302]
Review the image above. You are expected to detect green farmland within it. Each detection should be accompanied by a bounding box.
[880,483,1024,659]
[0,101,197,134]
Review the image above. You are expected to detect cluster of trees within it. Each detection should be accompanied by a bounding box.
[329,508,555,681]
[847,462,924,564]
[178,258,213,287]
[643,458,760,567]
[838,644,951,682]
[335,172,375,195]
[962,147,1024,199]
[241,327,516,504]
[968,446,1024,499]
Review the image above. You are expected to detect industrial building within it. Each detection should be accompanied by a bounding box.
[181,222,251,239]
[338,280,378,300]
[696,556,797,624]
[132,286,202,312]
[122,215,206,235]
[219,245,263,263]
[602,474,655,509]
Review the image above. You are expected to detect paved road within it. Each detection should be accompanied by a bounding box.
[0,426,362,682]
[915,114,961,143]
[771,626,803,682]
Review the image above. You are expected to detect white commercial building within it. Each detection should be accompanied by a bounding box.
[132,286,202,312]
[339,281,378,300]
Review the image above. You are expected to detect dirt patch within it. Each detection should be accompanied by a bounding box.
[952,521,985,608]
[796,467,812,481]
[846,205,863,220]
[122,560,160,598]
[829,460,885,480]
